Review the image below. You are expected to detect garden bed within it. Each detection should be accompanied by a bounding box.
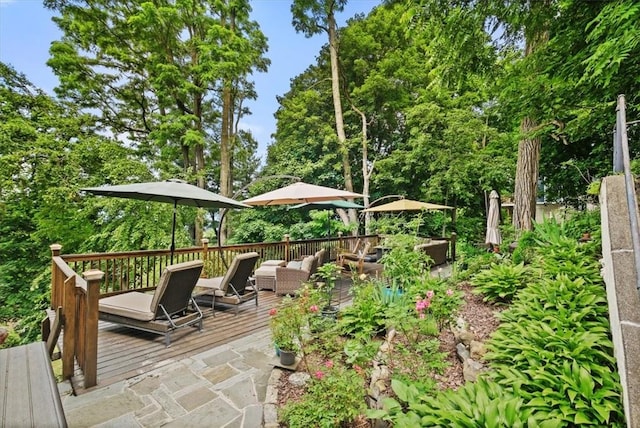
[276,282,503,426]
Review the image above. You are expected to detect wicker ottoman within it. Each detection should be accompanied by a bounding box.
[254,260,285,290]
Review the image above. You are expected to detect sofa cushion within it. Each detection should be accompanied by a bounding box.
[300,255,315,272]
[286,260,303,269]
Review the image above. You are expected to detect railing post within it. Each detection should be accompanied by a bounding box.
[62,275,76,380]
[201,238,209,277]
[50,244,62,309]
[284,234,290,262]
[82,269,103,388]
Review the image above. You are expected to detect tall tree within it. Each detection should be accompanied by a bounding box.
[291,0,358,225]
[45,0,268,242]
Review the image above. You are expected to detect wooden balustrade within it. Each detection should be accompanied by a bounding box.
[50,245,102,389]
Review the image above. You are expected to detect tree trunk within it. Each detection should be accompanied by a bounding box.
[513,116,540,231]
[512,27,548,232]
[218,9,236,244]
[352,103,374,234]
[327,10,357,227]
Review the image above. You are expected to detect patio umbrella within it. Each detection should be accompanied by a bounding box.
[485,190,502,248]
[288,200,365,236]
[362,199,453,212]
[242,182,364,206]
[81,179,250,263]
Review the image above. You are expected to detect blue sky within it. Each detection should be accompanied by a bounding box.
[0,0,379,159]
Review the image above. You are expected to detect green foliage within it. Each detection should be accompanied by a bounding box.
[471,262,534,304]
[378,211,624,426]
[405,277,463,331]
[280,364,367,428]
[370,377,537,427]
[379,235,433,289]
[337,280,387,338]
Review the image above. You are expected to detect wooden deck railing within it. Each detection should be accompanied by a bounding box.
[48,235,376,388]
[50,244,102,388]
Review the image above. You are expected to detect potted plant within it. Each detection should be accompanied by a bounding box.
[269,297,303,366]
[314,263,342,318]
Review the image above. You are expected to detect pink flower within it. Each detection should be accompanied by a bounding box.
[415,300,427,312]
[446,288,454,296]
[268,308,277,316]
[354,365,363,375]
[426,290,434,299]
[315,370,325,380]
[309,305,319,313]
[325,360,333,368]
[419,313,425,319]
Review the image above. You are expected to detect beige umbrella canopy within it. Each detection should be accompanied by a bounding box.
[485,190,502,246]
[242,182,364,206]
[363,198,453,212]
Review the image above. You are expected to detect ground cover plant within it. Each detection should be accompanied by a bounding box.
[371,214,625,427]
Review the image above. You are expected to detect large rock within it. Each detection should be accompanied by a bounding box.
[470,340,487,360]
[463,359,484,382]
[456,343,470,362]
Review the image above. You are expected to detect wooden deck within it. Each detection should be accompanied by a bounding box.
[69,277,355,395]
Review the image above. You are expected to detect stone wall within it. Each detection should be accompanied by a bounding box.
[600,175,640,428]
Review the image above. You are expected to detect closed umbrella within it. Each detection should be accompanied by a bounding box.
[82,179,250,263]
[485,190,502,249]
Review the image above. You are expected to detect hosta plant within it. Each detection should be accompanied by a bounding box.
[471,261,534,304]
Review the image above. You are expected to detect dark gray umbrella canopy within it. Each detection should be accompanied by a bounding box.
[82,180,249,209]
[82,179,250,263]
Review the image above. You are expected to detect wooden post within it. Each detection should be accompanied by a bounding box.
[62,275,76,380]
[201,239,209,278]
[50,244,62,309]
[284,234,290,262]
[82,269,103,388]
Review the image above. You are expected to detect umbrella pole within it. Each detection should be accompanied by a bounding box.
[171,201,177,264]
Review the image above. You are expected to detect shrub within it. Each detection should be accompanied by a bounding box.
[370,378,540,427]
[280,363,367,427]
[471,261,533,304]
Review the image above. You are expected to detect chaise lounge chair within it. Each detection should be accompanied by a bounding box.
[98,260,205,347]
[195,252,260,315]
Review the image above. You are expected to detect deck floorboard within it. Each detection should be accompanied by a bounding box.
[69,277,355,394]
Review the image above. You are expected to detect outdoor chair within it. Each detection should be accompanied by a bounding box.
[195,252,260,316]
[275,253,319,296]
[337,238,361,262]
[98,260,204,347]
[338,241,373,274]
